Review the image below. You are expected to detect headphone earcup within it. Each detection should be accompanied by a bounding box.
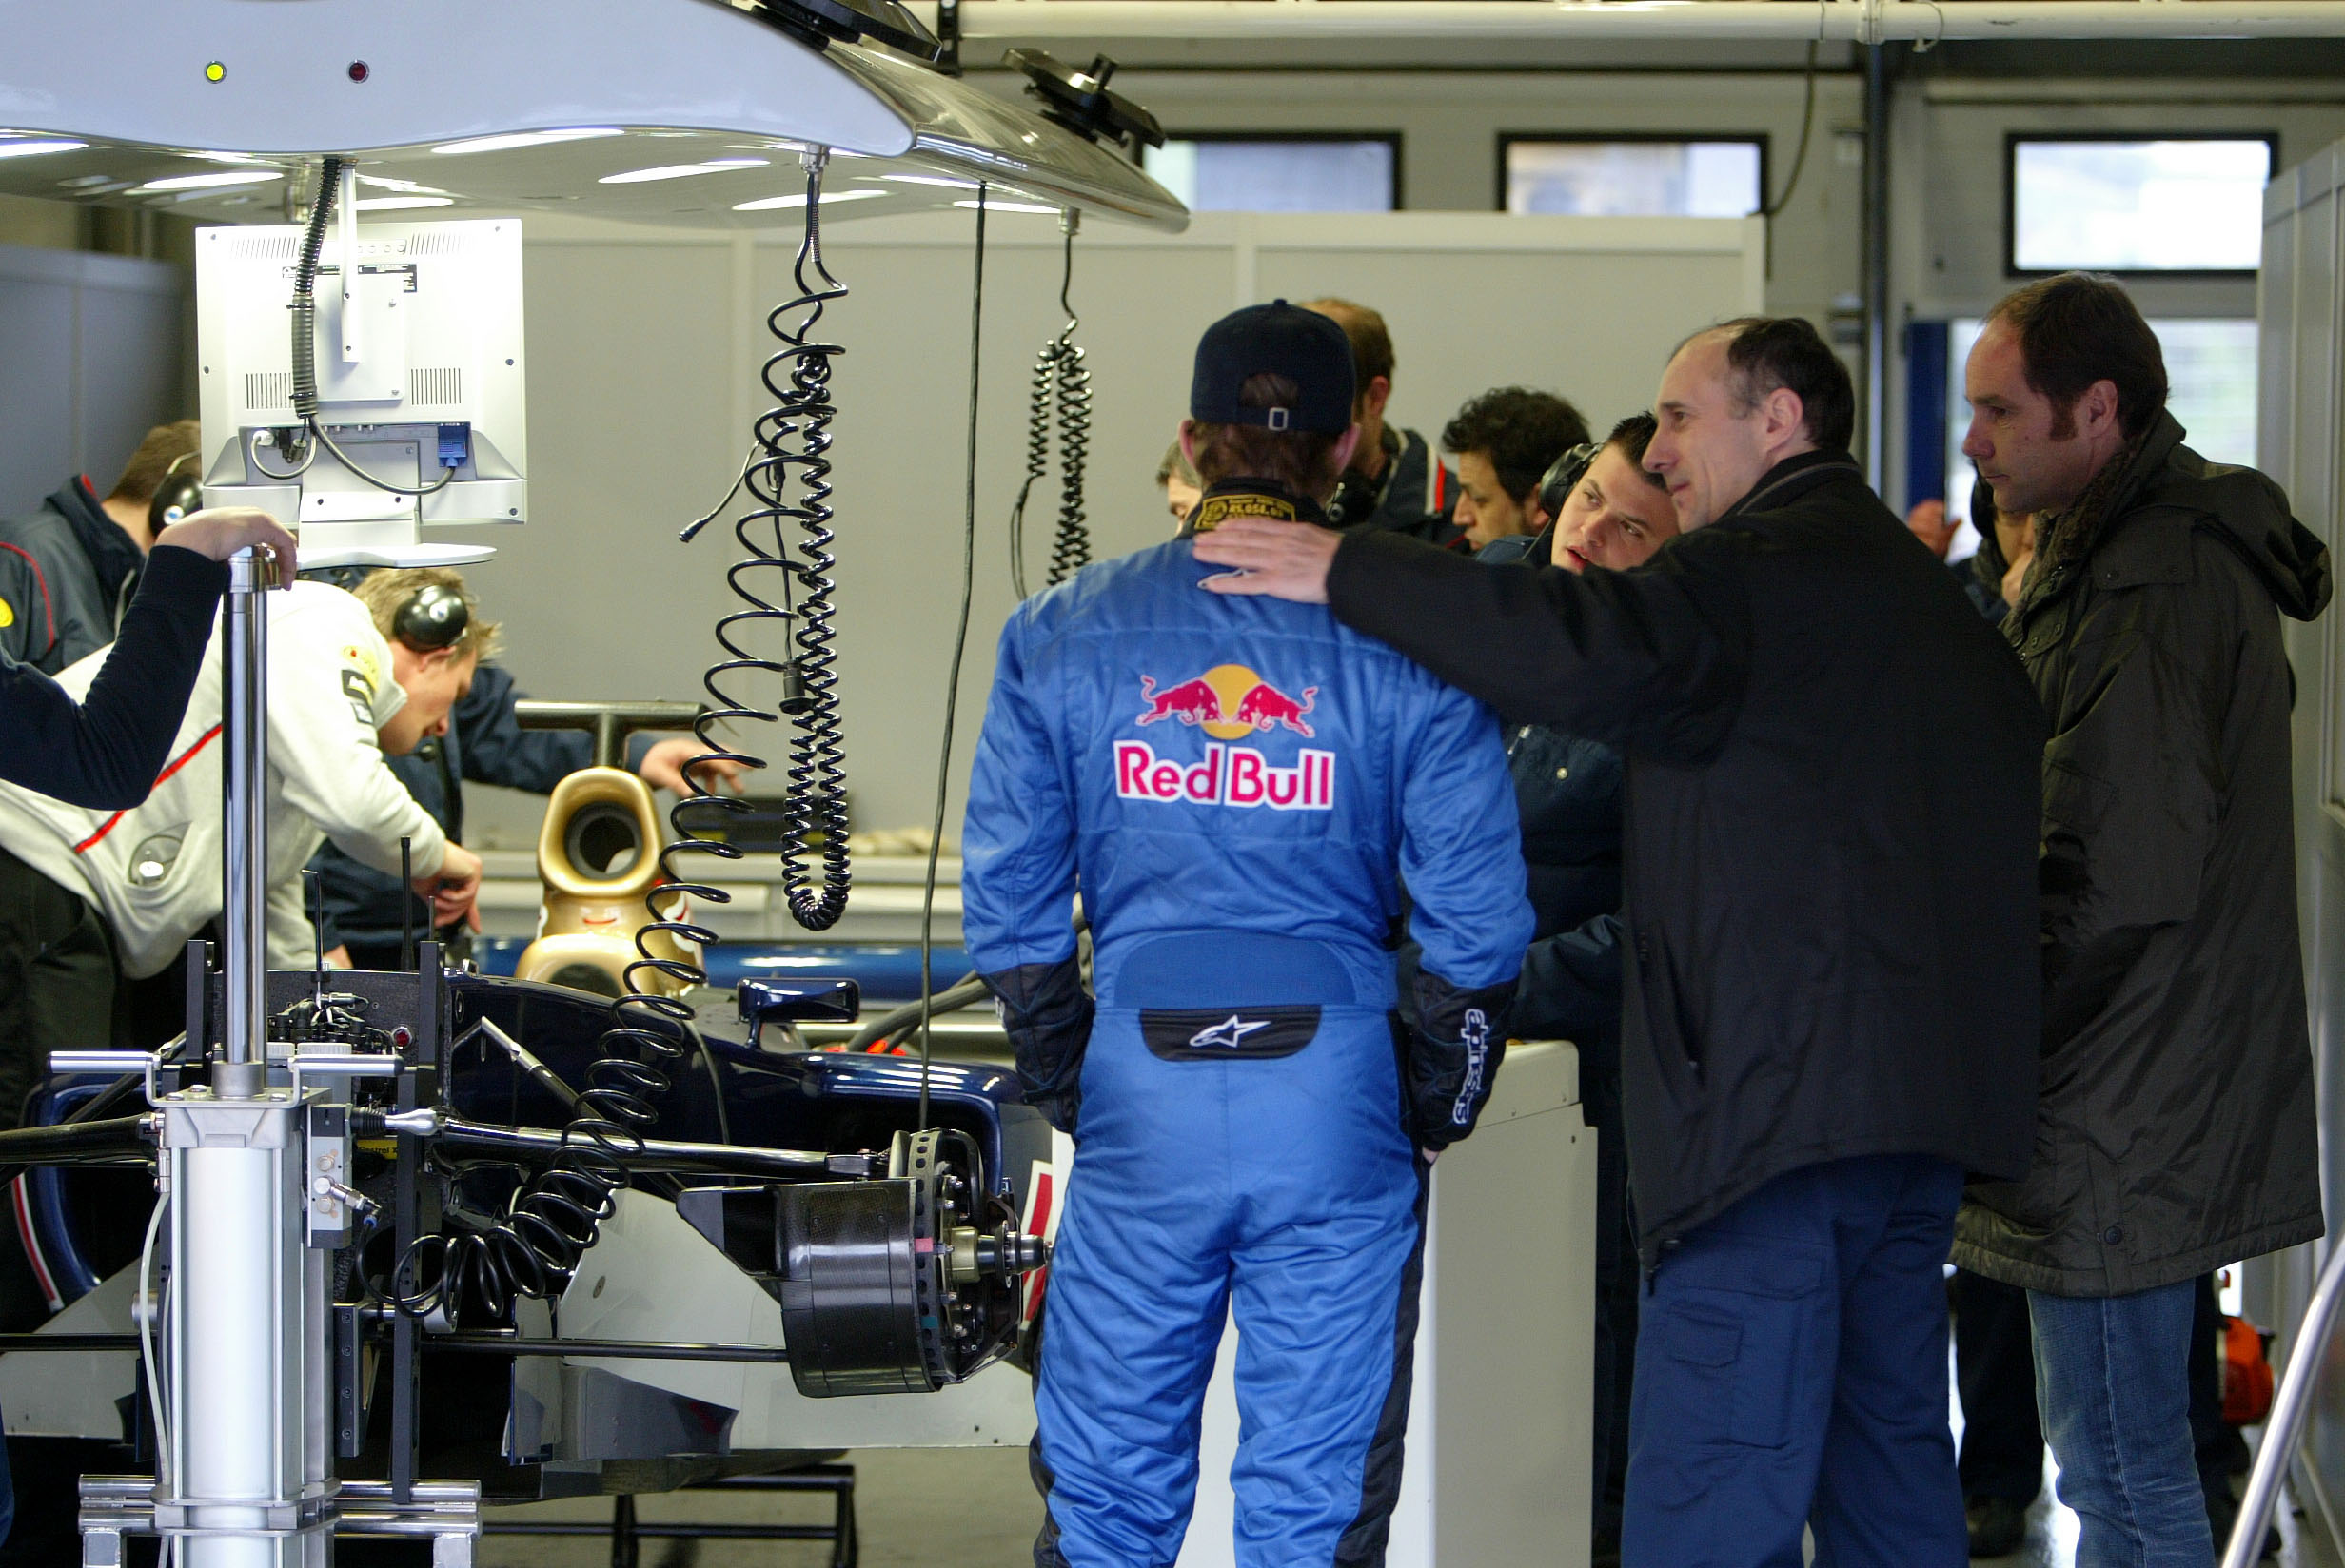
[148,473,205,538]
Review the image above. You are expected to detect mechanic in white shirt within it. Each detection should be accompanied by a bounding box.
[0,575,483,1107]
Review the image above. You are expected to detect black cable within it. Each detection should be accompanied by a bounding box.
[1761,42,1823,220]
[920,185,988,1130]
[754,155,853,931]
[383,161,862,1326]
[290,158,345,424]
[287,155,459,500]
[1008,214,1092,598]
[1047,219,1092,586]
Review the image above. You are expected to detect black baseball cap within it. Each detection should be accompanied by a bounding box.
[1190,299,1356,433]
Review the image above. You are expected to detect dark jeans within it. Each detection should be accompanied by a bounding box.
[1954,1267,2046,1503]
[2032,1281,2214,1568]
[1624,1154,1967,1568]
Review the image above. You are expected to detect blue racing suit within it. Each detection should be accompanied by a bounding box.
[962,483,1533,1568]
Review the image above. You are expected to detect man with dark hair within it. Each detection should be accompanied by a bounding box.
[0,420,201,674]
[1440,387,1590,550]
[1301,297,1463,546]
[962,299,1531,1567]
[1957,270,2329,1566]
[1195,313,2046,1565]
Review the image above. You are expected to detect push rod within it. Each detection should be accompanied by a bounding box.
[418,1334,790,1362]
[371,1111,846,1179]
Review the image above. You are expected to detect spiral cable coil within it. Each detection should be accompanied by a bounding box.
[1008,215,1092,597]
[384,156,854,1323]
[748,151,854,931]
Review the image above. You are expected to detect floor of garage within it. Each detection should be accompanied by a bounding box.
[465,1445,2345,1568]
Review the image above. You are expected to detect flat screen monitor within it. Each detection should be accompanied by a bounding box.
[196,217,526,565]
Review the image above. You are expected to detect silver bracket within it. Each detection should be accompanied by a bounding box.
[79,1476,482,1567]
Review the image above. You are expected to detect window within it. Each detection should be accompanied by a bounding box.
[2008,136,2274,275]
[1941,316,2257,553]
[1141,137,1397,213]
[1503,137,1764,218]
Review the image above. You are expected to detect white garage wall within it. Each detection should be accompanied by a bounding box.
[456,207,1762,856]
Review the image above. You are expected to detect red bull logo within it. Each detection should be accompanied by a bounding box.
[1113,741,1334,811]
[1134,663,1316,738]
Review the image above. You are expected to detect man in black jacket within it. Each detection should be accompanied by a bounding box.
[1195,316,2045,1567]
[0,421,200,675]
[1953,272,2329,1566]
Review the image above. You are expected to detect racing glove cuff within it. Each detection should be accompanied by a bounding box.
[981,957,1094,1136]
[1405,971,1515,1150]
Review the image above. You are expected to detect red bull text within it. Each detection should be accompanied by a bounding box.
[1113,741,1335,811]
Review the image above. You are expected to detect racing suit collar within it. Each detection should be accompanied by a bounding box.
[1180,477,1331,538]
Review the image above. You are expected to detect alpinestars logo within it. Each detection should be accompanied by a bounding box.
[1189,1016,1271,1050]
[1450,1007,1491,1127]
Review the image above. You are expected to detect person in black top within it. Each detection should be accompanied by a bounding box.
[0,421,202,676]
[1195,315,2044,1567]
[0,505,294,810]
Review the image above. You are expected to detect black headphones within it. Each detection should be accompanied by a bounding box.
[394,581,470,651]
[148,452,204,537]
[1535,442,1601,526]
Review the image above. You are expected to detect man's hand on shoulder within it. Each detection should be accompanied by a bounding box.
[1192,518,1339,604]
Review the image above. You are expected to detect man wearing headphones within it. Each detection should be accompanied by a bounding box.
[1303,299,1465,548]
[0,570,482,1112]
[305,566,735,970]
[0,421,204,675]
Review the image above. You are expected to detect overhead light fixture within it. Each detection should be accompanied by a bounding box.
[133,169,285,192]
[355,196,455,211]
[957,199,1058,215]
[880,173,981,189]
[733,188,889,212]
[433,127,623,157]
[601,158,769,186]
[0,139,88,159]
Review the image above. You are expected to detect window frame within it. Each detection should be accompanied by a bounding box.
[2001,130,2280,280]
[1142,131,1405,212]
[1494,132,1772,218]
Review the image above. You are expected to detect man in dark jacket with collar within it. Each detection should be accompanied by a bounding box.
[1954,272,2330,1567]
[0,421,199,675]
[1195,315,2046,1567]
[1302,298,1463,548]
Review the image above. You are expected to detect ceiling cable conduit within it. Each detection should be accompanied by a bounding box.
[939,0,2345,44]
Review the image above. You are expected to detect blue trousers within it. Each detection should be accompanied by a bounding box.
[1623,1153,1967,1568]
[1033,1001,1425,1568]
[2030,1281,2214,1568]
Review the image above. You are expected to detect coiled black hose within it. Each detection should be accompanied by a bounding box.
[384,157,855,1323]
[288,156,345,423]
[751,153,854,931]
[1008,216,1092,598]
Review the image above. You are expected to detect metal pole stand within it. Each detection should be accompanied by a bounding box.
[71,549,482,1565]
[2224,1239,2345,1567]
